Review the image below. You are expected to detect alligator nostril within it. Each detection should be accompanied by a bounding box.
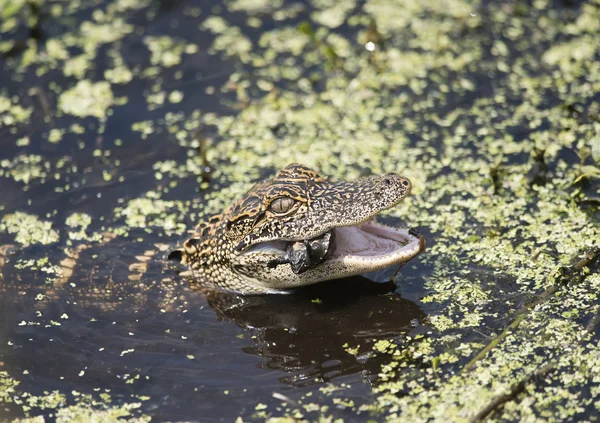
[187,238,202,247]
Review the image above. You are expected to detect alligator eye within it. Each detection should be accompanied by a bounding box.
[269,197,296,214]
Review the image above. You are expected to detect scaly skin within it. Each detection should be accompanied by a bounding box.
[170,164,424,294]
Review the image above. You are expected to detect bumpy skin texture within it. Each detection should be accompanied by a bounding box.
[170,163,416,294]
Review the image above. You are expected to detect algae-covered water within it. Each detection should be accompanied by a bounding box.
[1,0,600,422]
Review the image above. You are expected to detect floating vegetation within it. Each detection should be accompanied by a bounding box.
[0,0,599,421]
[58,80,115,119]
[0,95,32,126]
[1,212,59,247]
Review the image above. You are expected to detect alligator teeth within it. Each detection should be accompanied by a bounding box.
[328,221,424,268]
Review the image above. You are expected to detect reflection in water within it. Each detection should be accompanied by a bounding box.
[0,237,424,420]
[201,277,424,386]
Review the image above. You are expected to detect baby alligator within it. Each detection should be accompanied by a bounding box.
[169,164,425,294]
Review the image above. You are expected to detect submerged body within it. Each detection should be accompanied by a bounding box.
[169,164,425,294]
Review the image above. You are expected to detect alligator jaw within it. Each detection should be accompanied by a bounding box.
[327,221,424,271]
[243,219,424,274]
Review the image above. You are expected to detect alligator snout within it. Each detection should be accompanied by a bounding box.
[379,173,412,197]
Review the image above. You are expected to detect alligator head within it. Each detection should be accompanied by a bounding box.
[169,163,425,294]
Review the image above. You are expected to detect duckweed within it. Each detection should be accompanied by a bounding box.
[0,0,599,421]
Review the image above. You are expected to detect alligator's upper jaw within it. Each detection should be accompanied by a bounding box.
[327,221,424,270]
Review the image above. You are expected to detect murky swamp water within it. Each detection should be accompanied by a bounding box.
[1,0,599,422]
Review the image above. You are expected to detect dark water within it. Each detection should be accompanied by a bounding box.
[2,0,598,421]
[0,225,429,421]
[0,1,433,421]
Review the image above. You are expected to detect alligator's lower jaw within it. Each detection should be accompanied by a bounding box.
[244,221,425,272]
[328,221,425,271]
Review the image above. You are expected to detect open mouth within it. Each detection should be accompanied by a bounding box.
[243,219,425,275]
[329,220,424,265]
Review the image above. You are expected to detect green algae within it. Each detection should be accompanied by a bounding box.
[189,0,600,420]
[201,16,253,60]
[0,0,599,421]
[114,193,189,235]
[1,212,59,247]
[65,213,92,231]
[229,0,283,14]
[0,95,32,127]
[65,213,101,243]
[311,0,356,29]
[0,155,48,185]
[58,80,115,119]
[0,370,19,406]
[143,36,199,68]
[5,385,150,423]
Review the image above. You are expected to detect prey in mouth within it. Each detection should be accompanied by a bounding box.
[261,221,423,276]
[236,217,424,293]
[169,163,425,295]
[266,231,335,274]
